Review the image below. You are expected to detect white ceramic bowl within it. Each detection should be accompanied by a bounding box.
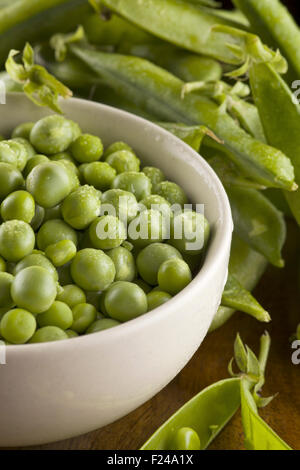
[0,93,232,447]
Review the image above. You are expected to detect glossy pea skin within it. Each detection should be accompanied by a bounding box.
[128,209,167,247]
[37,301,73,330]
[0,220,35,262]
[86,318,120,334]
[62,185,101,230]
[45,240,77,267]
[101,189,139,223]
[147,290,172,311]
[71,248,116,291]
[56,284,86,308]
[71,303,97,334]
[105,150,140,173]
[172,427,201,451]
[107,246,136,282]
[83,161,116,191]
[26,162,72,208]
[104,141,133,157]
[89,215,126,250]
[112,171,152,201]
[11,266,57,314]
[1,190,35,223]
[158,259,192,295]
[37,219,78,251]
[14,252,58,281]
[104,281,147,322]
[29,326,68,343]
[0,272,14,308]
[23,154,49,178]
[30,115,75,155]
[156,181,188,207]
[12,122,35,140]
[137,242,183,285]
[170,211,210,255]
[142,166,165,192]
[70,133,103,163]
[0,163,24,199]
[0,141,18,166]
[0,309,36,344]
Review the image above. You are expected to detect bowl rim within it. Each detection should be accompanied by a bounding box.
[2,94,233,353]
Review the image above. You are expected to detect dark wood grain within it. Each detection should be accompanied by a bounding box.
[22,221,300,450]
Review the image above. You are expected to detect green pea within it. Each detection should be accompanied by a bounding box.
[0,272,14,308]
[101,188,139,223]
[1,190,35,223]
[0,309,36,344]
[107,246,136,282]
[137,242,182,285]
[128,209,167,247]
[0,163,24,199]
[12,122,35,140]
[37,219,78,251]
[61,185,101,230]
[45,240,77,267]
[104,141,133,157]
[83,161,116,191]
[65,329,79,338]
[43,204,62,222]
[37,301,73,330]
[172,427,201,451]
[6,140,28,171]
[30,204,45,231]
[70,133,103,163]
[56,284,86,308]
[0,220,35,262]
[156,181,188,207]
[26,162,72,208]
[142,166,165,192]
[0,256,6,272]
[71,248,116,291]
[11,266,57,314]
[71,303,97,334]
[139,194,172,220]
[86,318,120,334]
[50,152,76,164]
[23,154,49,178]
[30,115,75,155]
[89,215,126,250]
[29,326,68,343]
[12,137,36,160]
[170,211,210,255]
[0,141,18,166]
[105,150,140,173]
[112,171,152,201]
[55,159,80,192]
[134,278,152,294]
[158,258,192,295]
[14,252,58,281]
[104,281,147,322]
[147,290,172,311]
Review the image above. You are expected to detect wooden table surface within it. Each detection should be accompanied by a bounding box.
[23,221,299,451]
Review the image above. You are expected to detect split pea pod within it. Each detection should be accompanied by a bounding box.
[70,46,296,191]
[232,0,300,84]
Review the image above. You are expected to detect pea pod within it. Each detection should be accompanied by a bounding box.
[210,235,267,332]
[226,186,286,268]
[69,45,295,191]
[232,0,300,83]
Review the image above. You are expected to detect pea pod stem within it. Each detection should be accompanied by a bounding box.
[69,45,296,191]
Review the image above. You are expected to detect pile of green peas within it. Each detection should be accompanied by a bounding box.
[0,114,210,345]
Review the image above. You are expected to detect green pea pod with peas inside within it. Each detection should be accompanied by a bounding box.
[0,0,92,67]
[67,45,295,191]
[232,0,300,84]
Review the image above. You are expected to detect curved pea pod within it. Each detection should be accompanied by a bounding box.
[141,378,241,450]
[227,186,286,268]
[70,46,296,191]
[210,235,268,332]
[232,0,300,83]
[0,0,91,67]
[248,61,300,226]
[222,273,270,323]
[100,0,248,64]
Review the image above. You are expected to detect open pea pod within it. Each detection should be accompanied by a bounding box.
[141,377,241,450]
[232,0,300,83]
[69,45,295,191]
